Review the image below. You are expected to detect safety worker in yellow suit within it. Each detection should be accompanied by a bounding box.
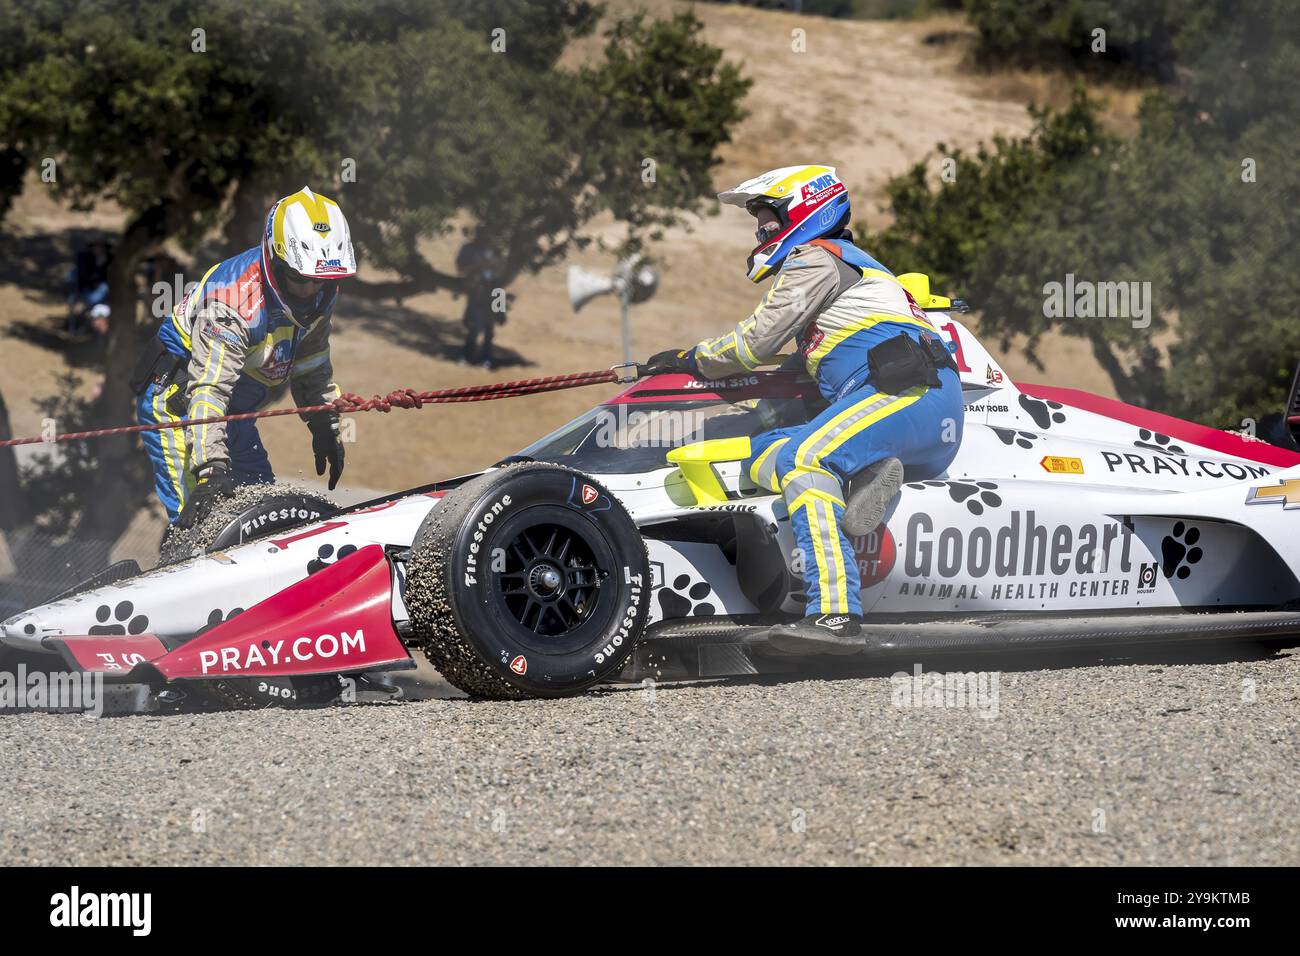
[132,188,354,529]
[644,165,963,651]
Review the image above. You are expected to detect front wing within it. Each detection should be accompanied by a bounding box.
[47,546,413,683]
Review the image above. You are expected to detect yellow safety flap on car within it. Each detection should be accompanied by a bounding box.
[666,437,753,506]
[898,272,952,310]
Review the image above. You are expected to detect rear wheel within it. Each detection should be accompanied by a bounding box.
[405,463,651,699]
[163,484,344,709]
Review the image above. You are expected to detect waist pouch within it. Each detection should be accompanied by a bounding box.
[129,335,188,416]
[867,333,957,394]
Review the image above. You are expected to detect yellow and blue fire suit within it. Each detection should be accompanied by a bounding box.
[692,238,963,616]
[136,245,341,520]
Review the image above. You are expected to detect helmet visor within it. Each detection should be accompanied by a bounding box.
[745,198,794,265]
[754,218,782,245]
[271,257,338,315]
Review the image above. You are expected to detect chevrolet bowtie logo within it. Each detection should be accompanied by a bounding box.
[1246,478,1300,510]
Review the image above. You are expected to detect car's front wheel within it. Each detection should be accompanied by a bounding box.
[161,483,344,709]
[405,463,651,699]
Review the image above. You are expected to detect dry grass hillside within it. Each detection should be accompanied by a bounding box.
[0,3,1137,518]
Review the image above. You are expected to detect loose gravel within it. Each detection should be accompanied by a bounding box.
[0,643,1296,865]
[156,481,337,566]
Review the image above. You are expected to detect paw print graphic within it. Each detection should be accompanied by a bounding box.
[1160,521,1203,579]
[908,480,945,493]
[307,543,359,575]
[991,426,1040,449]
[1018,394,1067,430]
[656,574,717,618]
[1135,428,1186,455]
[88,600,150,636]
[197,607,244,635]
[945,480,1002,515]
[906,479,1002,515]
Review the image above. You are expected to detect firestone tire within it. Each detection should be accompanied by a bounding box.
[160,484,343,709]
[158,486,339,566]
[405,463,651,699]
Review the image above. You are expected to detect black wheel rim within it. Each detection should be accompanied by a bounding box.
[486,506,616,655]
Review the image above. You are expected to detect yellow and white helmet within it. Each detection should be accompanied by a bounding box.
[718,164,850,282]
[263,186,356,281]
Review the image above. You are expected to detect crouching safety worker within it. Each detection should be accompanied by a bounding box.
[132,187,355,529]
[644,165,964,650]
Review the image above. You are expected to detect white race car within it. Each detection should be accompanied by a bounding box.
[5,295,1300,704]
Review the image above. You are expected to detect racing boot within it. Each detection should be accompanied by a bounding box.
[842,457,904,538]
[767,613,865,656]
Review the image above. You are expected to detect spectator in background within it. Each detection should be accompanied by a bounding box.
[456,238,505,370]
[65,239,112,339]
[86,303,111,340]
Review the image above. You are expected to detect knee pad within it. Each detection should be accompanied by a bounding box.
[780,466,846,512]
[748,436,789,494]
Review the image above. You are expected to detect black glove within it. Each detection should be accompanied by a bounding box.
[308,411,345,491]
[175,461,236,530]
[641,347,698,376]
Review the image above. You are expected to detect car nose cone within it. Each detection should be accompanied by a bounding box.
[0,613,48,652]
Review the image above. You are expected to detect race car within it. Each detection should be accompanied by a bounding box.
[5,278,1300,706]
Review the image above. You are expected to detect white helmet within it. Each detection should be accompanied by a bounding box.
[718,164,850,282]
[263,186,356,281]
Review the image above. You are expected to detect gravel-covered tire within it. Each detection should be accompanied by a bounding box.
[161,483,344,709]
[405,463,651,699]
[158,484,339,566]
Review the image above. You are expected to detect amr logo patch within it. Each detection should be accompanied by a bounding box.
[1160,521,1203,580]
[510,655,528,675]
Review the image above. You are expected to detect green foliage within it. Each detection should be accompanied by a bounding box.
[962,0,1183,78]
[0,0,352,238]
[0,0,750,533]
[869,1,1300,425]
[871,85,1111,299]
[0,0,750,287]
[579,14,750,238]
[344,8,750,281]
[717,0,962,18]
[1159,120,1300,426]
[965,0,1300,88]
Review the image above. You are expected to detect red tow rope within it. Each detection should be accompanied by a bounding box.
[0,368,626,448]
